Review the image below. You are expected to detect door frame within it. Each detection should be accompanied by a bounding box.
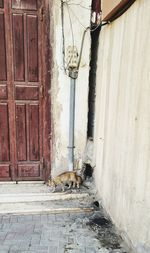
[40,0,52,182]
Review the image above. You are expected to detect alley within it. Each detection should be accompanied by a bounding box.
[0,196,129,253]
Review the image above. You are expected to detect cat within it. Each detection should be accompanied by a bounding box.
[48,171,80,192]
[76,175,83,189]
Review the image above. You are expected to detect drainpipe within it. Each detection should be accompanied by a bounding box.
[66,5,108,171]
[67,46,78,171]
[68,70,78,171]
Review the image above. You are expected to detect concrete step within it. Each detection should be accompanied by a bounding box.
[0,182,49,194]
[0,192,89,203]
[0,202,93,215]
[0,192,93,215]
[0,182,93,215]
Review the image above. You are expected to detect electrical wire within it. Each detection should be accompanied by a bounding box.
[65,3,76,71]
[63,2,104,33]
[65,2,91,29]
[61,0,67,74]
[61,0,91,10]
[66,3,75,47]
[77,22,109,70]
[61,0,75,74]
[60,0,109,75]
[67,3,91,10]
[66,4,88,29]
[77,27,89,70]
[90,21,109,32]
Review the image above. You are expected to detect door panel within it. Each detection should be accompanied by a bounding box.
[0,104,10,162]
[13,14,25,81]
[29,104,40,161]
[15,86,39,100]
[16,103,40,163]
[0,13,7,81]
[17,164,40,178]
[0,85,8,99]
[0,0,51,181]
[27,15,38,82]
[0,165,11,178]
[0,0,3,8]
[16,104,27,161]
[12,0,37,10]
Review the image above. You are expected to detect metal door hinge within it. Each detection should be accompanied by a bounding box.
[40,84,44,98]
[48,133,52,140]
[41,157,44,163]
[41,157,45,169]
[40,6,44,21]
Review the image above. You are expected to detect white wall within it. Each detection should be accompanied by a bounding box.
[94,0,150,252]
[49,0,91,176]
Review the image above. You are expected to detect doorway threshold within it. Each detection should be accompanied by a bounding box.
[0,181,45,185]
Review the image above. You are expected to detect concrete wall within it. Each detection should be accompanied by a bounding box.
[49,0,91,176]
[94,0,150,252]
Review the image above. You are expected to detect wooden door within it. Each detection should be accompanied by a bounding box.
[0,0,51,181]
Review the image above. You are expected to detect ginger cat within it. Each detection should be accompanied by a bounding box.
[48,171,83,192]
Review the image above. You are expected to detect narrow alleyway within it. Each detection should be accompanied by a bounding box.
[0,211,128,253]
[0,182,129,253]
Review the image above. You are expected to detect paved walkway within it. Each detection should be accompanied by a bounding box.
[0,182,129,253]
[0,210,128,253]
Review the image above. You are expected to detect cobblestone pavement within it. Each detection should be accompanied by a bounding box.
[0,210,129,253]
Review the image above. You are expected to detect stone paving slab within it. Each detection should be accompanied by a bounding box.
[0,210,129,253]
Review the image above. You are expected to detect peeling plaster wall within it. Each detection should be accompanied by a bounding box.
[49,0,91,176]
[94,0,150,252]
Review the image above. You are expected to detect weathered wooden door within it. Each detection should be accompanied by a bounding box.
[0,0,51,181]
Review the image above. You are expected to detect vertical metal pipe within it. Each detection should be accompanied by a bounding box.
[68,77,76,171]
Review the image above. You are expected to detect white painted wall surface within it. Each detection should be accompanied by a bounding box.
[94,0,150,252]
[49,0,91,176]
